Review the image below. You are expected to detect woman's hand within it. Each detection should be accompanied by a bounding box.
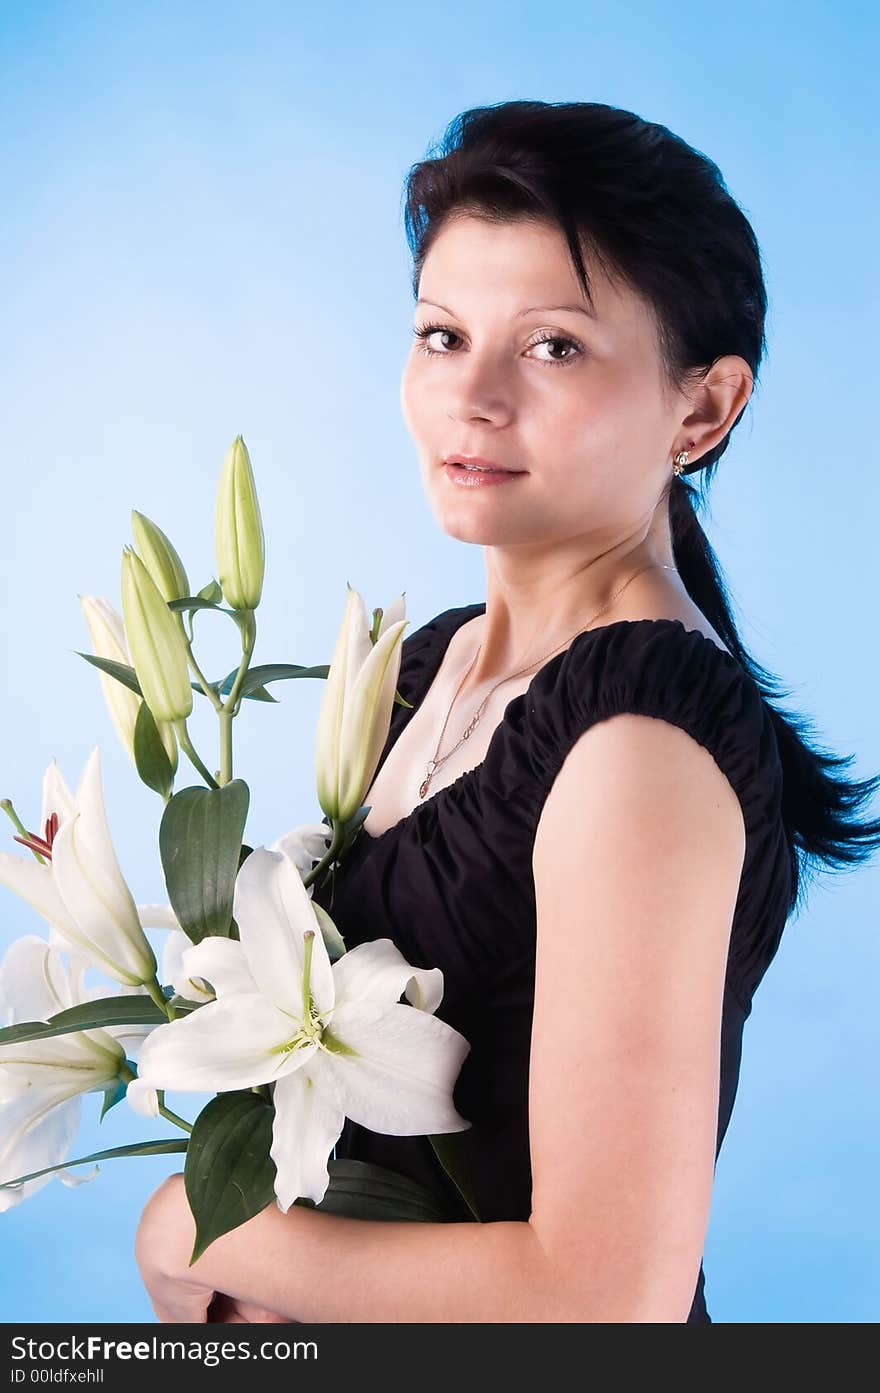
[207,1293,293,1323]
[135,1173,217,1323]
[134,1171,301,1323]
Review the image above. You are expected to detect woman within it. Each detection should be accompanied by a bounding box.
[134,100,880,1323]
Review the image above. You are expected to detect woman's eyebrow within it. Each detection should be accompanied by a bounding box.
[416,298,598,320]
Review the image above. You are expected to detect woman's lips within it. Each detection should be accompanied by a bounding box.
[443,462,528,487]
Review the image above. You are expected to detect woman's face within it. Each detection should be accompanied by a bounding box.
[400,214,687,551]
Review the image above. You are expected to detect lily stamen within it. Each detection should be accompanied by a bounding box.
[12,812,59,862]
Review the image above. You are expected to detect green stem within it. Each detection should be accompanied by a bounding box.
[158,1097,193,1134]
[182,629,223,713]
[218,709,234,786]
[173,719,220,790]
[144,975,177,1022]
[217,610,257,785]
[301,818,349,891]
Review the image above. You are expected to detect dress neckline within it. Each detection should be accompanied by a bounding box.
[357,604,740,849]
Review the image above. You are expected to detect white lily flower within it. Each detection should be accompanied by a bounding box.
[315,585,408,823]
[134,845,470,1210]
[0,748,158,986]
[78,595,179,777]
[0,936,159,1210]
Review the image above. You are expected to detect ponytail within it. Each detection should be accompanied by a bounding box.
[670,474,880,917]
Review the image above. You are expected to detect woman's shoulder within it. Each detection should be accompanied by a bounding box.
[497,617,785,840]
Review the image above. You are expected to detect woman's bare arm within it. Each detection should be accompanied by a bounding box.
[528,712,745,1321]
[135,1175,557,1322]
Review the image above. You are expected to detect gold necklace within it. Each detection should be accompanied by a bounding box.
[419,563,677,799]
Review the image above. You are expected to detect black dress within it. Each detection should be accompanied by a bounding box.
[309,602,792,1324]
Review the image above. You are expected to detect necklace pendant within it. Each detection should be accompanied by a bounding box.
[419,776,431,798]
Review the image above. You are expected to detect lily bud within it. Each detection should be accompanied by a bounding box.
[316,583,408,823]
[78,595,178,776]
[121,547,193,724]
[130,511,190,603]
[214,435,265,610]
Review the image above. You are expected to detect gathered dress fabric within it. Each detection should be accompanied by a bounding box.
[309,602,792,1324]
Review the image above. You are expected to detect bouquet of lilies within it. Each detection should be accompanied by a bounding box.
[0,436,475,1264]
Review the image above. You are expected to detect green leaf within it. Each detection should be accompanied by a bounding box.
[214,662,331,702]
[185,1091,277,1264]
[167,595,226,614]
[428,1133,482,1222]
[197,579,224,604]
[183,1098,459,1263]
[99,1077,128,1121]
[166,994,210,1013]
[302,1158,451,1223]
[0,1138,188,1190]
[310,901,346,961]
[159,780,250,944]
[133,700,175,798]
[0,994,169,1047]
[76,652,142,697]
[190,678,221,699]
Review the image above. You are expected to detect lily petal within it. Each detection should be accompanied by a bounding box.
[125,1078,160,1118]
[324,998,471,1136]
[0,1087,83,1212]
[136,903,182,931]
[233,848,334,1019]
[377,592,407,637]
[134,993,319,1093]
[58,1164,100,1188]
[270,1058,346,1210]
[268,823,333,883]
[336,617,407,821]
[53,749,156,983]
[0,934,76,1025]
[160,930,217,1004]
[51,811,156,985]
[314,584,373,816]
[78,595,142,763]
[40,758,78,832]
[0,936,125,1079]
[331,938,443,1015]
[180,936,258,999]
[0,853,82,946]
[0,1030,123,1087]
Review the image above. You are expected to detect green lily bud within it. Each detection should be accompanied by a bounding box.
[316,583,408,823]
[130,510,190,602]
[121,546,193,723]
[214,435,265,610]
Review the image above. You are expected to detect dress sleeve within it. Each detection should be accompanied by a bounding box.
[506,619,791,1008]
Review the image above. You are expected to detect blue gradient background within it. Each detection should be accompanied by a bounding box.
[1,0,877,1324]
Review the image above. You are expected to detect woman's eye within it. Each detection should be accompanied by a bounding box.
[411,324,584,368]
